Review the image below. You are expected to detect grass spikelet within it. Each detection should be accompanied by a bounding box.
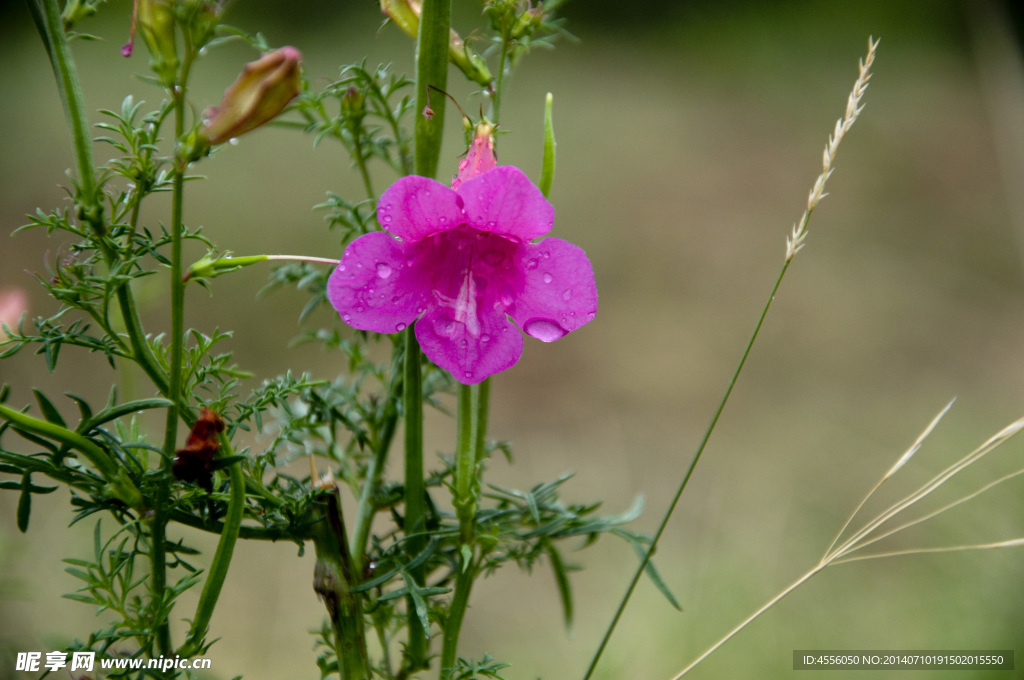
[786,36,879,260]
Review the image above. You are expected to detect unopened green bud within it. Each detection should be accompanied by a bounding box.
[341,87,366,126]
[138,0,179,86]
[510,5,545,41]
[199,47,302,146]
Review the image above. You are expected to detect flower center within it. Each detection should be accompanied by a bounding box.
[414,227,520,339]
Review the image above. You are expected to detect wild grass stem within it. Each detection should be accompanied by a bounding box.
[583,36,879,680]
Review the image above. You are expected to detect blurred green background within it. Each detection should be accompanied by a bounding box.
[3,1,1024,678]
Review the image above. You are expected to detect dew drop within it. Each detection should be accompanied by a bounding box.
[383,215,392,223]
[481,335,490,343]
[542,251,550,259]
[542,272,553,284]
[464,371,473,379]
[524,318,567,342]
[338,264,346,272]
[562,288,572,301]
[343,313,351,322]
[525,258,539,270]
[440,216,448,224]
[356,306,365,312]
[432,317,459,338]
[376,263,393,279]
[396,323,407,331]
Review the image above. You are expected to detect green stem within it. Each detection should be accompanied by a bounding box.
[454,383,475,544]
[472,379,489,467]
[312,486,369,680]
[150,481,171,657]
[402,327,428,671]
[582,261,793,680]
[403,0,450,669]
[178,458,245,657]
[0,403,122,484]
[33,0,102,234]
[490,30,509,126]
[351,348,403,567]
[439,552,475,680]
[414,0,451,179]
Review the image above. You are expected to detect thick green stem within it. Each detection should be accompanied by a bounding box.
[0,403,125,488]
[312,486,369,680]
[178,458,244,657]
[582,261,793,680]
[403,0,450,668]
[414,0,450,179]
[33,0,102,233]
[402,327,428,671]
[439,552,475,680]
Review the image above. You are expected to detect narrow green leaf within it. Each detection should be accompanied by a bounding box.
[79,397,173,433]
[33,389,66,427]
[616,530,682,611]
[65,392,93,424]
[539,92,556,198]
[545,541,574,632]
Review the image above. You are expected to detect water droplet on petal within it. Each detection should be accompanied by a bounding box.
[562,288,572,300]
[524,319,567,342]
[542,272,553,284]
[376,263,393,279]
[464,371,473,379]
[432,317,459,338]
[481,335,490,343]
[343,313,351,322]
[338,264,346,272]
[440,216,448,224]
[383,215,392,223]
[525,258,539,270]
[396,323,407,331]
[542,251,550,259]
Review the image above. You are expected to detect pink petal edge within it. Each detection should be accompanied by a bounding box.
[415,305,523,384]
[457,167,554,242]
[377,175,464,242]
[327,232,427,334]
[509,238,597,342]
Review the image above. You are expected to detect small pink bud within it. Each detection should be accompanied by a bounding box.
[200,47,302,146]
[422,105,435,120]
[452,121,496,188]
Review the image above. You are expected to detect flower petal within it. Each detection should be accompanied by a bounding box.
[509,238,597,342]
[416,305,523,384]
[327,232,427,334]
[377,175,463,242]
[457,166,554,241]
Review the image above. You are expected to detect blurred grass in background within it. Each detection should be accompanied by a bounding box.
[2,1,1024,678]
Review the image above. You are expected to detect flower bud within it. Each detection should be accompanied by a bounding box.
[199,47,302,146]
[137,0,179,86]
[341,87,366,127]
[452,121,496,188]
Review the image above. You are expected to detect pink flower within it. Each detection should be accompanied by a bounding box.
[327,164,597,384]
